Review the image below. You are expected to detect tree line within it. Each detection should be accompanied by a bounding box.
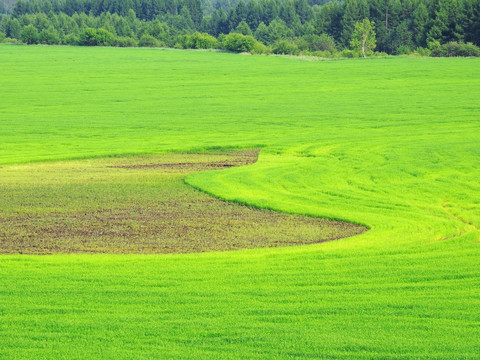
[1,0,479,57]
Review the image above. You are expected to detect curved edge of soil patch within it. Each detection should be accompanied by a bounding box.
[183,149,369,249]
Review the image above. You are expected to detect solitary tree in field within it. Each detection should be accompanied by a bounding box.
[350,18,376,58]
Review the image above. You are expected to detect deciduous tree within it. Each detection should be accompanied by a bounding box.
[20,24,39,44]
[350,18,376,57]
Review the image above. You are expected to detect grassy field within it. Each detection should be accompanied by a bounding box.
[0,45,479,358]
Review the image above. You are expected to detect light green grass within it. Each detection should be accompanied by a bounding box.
[0,45,479,358]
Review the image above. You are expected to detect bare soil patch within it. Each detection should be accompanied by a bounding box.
[108,148,260,170]
[0,149,367,254]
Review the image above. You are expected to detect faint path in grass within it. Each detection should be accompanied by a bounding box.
[442,202,480,233]
[0,149,367,254]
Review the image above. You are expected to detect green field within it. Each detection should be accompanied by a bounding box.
[1,45,479,358]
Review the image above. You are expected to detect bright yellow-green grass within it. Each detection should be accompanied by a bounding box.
[0,45,479,359]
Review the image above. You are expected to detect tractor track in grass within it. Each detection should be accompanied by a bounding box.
[0,149,367,254]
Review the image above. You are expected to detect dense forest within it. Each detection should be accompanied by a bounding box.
[1,0,479,56]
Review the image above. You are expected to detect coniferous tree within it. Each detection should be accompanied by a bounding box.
[254,20,269,42]
[341,0,369,47]
[234,19,253,35]
[246,0,262,31]
[413,2,428,47]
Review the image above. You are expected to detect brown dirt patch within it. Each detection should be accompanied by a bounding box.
[0,149,367,254]
[108,148,260,170]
